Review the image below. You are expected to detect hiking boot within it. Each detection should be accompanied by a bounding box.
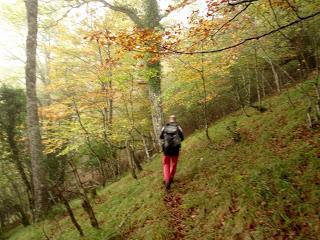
[165,181,171,191]
[169,178,174,185]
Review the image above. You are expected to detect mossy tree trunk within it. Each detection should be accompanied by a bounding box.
[96,0,164,144]
[144,0,163,144]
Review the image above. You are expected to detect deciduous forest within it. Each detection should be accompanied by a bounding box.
[0,0,319,239]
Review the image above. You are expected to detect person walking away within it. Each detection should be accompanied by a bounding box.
[160,115,184,190]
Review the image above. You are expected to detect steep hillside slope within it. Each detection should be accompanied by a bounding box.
[5,80,320,240]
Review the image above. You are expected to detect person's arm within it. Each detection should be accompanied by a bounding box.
[178,125,184,142]
[159,126,165,140]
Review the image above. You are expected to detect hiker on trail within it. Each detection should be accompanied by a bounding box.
[160,115,184,190]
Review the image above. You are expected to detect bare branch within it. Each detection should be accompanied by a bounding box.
[44,2,84,29]
[164,10,320,55]
[176,57,201,73]
[227,0,258,6]
[160,0,195,20]
[268,0,292,41]
[4,50,26,64]
[211,3,252,39]
[45,0,144,28]
[93,0,144,27]
[284,0,302,19]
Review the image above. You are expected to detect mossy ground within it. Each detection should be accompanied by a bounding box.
[5,80,320,240]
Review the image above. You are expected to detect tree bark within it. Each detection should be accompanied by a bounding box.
[254,48,262,108]
[144,0,164,144]
[200,49,212,142]
[58,191,84,236]
[125,140,137,179]
[69,160,100,229]
[267,58,281,93]
[14,205,30,227]
[81,199,99,229]
[141,135,151,161]
[244,65,252,105]
[131,149,143,172]
[147,59,163,146]
[25,0,48,220]
[234,74,250,117]
[7,132,34,211]
[314,81,320,117]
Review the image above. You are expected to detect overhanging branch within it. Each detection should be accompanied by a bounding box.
[160,0,195,20]
[43,2,84,29]
[164,10,320,55]
[94,0,144,27]
[210,2,252,39]
[45,0,144,28]
[228,0,258,6]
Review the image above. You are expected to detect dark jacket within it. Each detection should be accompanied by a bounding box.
[160,122,184,156]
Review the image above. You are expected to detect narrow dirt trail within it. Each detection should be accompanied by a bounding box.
[163,181,188,240]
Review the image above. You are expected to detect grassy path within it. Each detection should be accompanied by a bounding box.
[164,180,188,240]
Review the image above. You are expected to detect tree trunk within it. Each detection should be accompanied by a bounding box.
[14,205,30,227]
[200,49,212,142]
[142,135,151,161]
[314,82,320,118]
[25,0,48,220]
[58,191,84,236]
[69,160,99,229]
[146,58,163,147]
[144,0,164,145]
[132,150,143,172]
[125,140,137,179]
[234,75,249,117]
[98,42,113,135]
[254,49,262,108]
[267,59,281,93]
[38,43,52,106]
[81,199,99,229]
[106,44,113,125]
[261,71,266,98]
[7,133,34,212]
[0,213,5,231]
[245,66,252,105]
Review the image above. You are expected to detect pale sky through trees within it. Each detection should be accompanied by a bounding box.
[0,0,206,84]
[0,0,25,82]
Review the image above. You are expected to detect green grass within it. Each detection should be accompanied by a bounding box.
[4,80,320,239]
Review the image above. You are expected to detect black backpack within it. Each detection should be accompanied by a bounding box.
[163,124,181,148]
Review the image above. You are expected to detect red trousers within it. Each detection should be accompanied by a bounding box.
[162,155,179,184]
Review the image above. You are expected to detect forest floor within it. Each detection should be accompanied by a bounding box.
[4,79,320,240]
